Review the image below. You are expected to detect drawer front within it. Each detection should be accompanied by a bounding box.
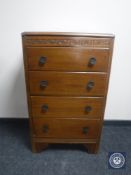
[27,47,109,72]
[33,118,101,139]
[29,71,107,96]
[31,96,104,119]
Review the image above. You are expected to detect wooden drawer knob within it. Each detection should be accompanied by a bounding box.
[41,104,48,112]
[43,125,49,133]
[88,57,96,66]
[85,106,92,113]
[40,80,48,88]
[39,56,47,65]
[87,81,95,90]
[82,127,89,134]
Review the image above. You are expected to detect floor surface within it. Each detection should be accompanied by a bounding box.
[0,119,131,175]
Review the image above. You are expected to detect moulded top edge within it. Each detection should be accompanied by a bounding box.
[21,32,115,38]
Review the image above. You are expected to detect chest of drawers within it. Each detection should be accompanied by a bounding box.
[22,32,114,153]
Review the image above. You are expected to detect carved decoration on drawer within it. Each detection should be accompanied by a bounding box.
[25,38,110,48]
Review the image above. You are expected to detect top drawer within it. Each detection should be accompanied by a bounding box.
[26,47,109,72]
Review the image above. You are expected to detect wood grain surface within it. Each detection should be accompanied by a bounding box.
[27,47,109,72]
[31,96,104,119]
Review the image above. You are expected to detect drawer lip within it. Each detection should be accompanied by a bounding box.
[30,96,104,99]
[29,71,107,74]
[30,96,105,119]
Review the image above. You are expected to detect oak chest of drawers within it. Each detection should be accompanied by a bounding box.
[22,32,114,153]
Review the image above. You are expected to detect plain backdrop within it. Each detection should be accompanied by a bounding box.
[0,0,131,120]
